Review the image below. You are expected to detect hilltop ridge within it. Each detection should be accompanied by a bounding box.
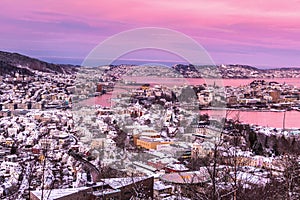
[172,64,300,78]
[0,51,79,76]
[1,50,299,79]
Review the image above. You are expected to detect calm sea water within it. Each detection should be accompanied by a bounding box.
[87,78,300,128]
[201,110,299,129]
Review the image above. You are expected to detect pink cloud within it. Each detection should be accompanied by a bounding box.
[0,0,300,66]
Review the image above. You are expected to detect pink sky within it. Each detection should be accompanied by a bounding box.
[0,0,300,67]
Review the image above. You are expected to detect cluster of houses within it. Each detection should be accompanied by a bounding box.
[225,80,300,110]
[0,65,299,199]
[0,72,99,199]
[0,72,74,117]
[69,72,296,199]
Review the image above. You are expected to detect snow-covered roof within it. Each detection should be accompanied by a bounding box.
[30,187,89,200]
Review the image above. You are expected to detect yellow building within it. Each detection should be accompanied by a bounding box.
[5,138,14,147]
[136,137,173,150]
[269,90,280,103]
[192,142,214,158]
[141,84,150,90]
[133,132,160,145]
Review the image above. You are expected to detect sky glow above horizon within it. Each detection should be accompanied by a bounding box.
[0,0,300,68]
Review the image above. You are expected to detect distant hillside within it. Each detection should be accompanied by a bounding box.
[172,64,300,78]
[0,51,79,76]
[224,64,260,71]
[0,60,34,76]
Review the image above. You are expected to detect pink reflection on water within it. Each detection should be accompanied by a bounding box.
[82,93,112,107]
[201,110,300,129]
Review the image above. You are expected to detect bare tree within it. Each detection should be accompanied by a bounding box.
[282,154,300,200]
